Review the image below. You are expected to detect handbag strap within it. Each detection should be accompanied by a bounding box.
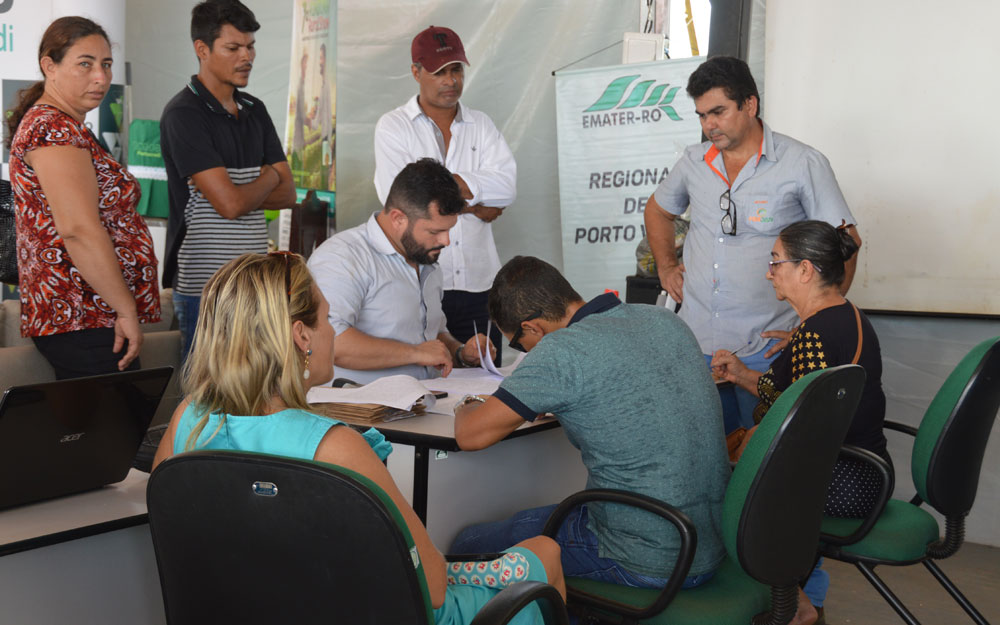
[851,302,863,365]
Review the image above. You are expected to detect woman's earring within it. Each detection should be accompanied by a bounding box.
[303,348,312,380]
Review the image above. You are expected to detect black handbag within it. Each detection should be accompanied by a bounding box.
[0,179,16,284]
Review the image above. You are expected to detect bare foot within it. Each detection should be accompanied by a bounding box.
[789,587,818,625]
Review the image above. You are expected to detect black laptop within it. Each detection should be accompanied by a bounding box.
[0,366,173,510]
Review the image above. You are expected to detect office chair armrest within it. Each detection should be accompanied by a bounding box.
[882,422,924,505]
[470,580,569,625]
[444,553,506,562]
[819,445,895,546]
[883,420,918,437]
[540,489,696,621]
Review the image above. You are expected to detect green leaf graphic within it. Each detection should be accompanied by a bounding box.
[619,80,656,109]
[661,106,682,121]
[641,84,669,106]
[585,75,641,112]
[660,87,683,120]
[659,86,681,105]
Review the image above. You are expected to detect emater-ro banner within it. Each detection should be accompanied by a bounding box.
[555,57,702,299]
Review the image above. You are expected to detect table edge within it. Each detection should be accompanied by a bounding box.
[0,513,149,557]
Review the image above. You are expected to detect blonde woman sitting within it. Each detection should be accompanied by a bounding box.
[153,252,564,624]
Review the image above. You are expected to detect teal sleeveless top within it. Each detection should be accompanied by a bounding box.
[173,404,392,462]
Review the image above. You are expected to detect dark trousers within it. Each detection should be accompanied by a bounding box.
[441,289,502,367]
[32,327,140,380]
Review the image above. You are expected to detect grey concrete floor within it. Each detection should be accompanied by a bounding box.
[823,542,1000,624]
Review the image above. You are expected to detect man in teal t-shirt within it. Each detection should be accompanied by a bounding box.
[452,256,730,589]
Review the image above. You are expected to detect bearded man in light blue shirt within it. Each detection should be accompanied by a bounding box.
[308,158,493,385]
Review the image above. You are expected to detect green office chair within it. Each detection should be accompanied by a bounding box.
[820,336,1000,625]
[542,365,867,625]
[147,450,568,625]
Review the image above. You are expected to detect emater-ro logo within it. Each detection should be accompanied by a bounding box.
[584,74,682,123]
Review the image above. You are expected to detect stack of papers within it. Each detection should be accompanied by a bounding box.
[307,375,436,424]
[310,401,425,425]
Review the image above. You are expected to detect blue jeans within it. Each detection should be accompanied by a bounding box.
[802,558,829,607]
[172,292,201,364]
[451,504,713,590]
[708,339,780,432]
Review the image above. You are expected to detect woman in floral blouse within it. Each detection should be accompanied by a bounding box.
[5,16,160,379]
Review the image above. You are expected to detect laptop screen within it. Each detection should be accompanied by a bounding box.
[0,367,173,510]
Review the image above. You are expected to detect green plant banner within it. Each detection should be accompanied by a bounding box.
[284,0,336,194]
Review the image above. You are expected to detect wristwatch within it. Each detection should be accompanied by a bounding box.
[455,345,473,368]
[455,394,487,413]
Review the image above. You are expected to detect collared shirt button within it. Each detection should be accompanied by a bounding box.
[713,263,719,269]
[714,288,719,294]
[718,237,724,243]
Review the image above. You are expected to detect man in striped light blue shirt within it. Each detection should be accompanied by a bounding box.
[644,56,860,430]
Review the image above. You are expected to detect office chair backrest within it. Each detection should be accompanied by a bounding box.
[723,365,866,586]
[913,336,1000,516]
[147,450,434,625]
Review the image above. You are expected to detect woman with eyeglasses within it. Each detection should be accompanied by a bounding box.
[152,252,564,624]
[711,220,890,623]
[712,220,890,512]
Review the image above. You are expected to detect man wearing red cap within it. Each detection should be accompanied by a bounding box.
[374,26,516,365]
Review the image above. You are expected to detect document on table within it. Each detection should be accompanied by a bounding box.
[306,353,527,418]
[422,370,501,416]
[473,320,505,379]
[307,375,435,410]
[421,353,525,415]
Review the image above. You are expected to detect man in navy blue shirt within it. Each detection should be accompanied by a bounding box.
[161,0,295,359]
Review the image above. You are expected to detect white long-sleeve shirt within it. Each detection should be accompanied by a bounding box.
[373,96,516,292]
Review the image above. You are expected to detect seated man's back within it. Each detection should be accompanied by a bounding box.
[453,256,729,585]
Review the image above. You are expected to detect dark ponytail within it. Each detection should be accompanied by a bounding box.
[3,16,110,150]
[837,226,859,264]
[779,220,858,288]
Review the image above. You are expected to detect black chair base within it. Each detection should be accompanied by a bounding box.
[852,559,992,625]
[751,584,798,625]
[923,560,991,625]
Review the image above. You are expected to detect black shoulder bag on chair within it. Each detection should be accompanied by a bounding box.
[0,179,17,285]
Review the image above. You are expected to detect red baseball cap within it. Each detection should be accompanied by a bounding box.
[411,26,470,73]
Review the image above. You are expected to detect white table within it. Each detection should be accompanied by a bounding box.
[0,470,165,625]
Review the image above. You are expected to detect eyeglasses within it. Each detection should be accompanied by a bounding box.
[268,251,296,302]
[508,310,543,353]
[767,258,823,275]
[720,189,736,236]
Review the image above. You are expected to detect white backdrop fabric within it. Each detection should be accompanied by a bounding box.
[336,0,639,270]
